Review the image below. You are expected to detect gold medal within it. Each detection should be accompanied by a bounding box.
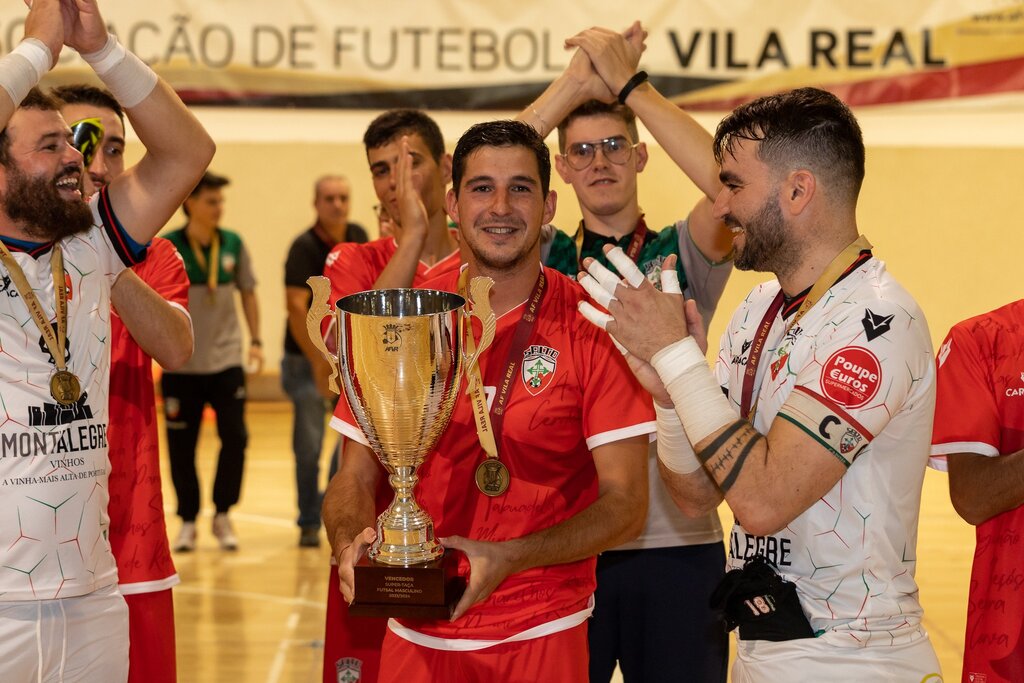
[50,370,82,406]
[475,459,509,497]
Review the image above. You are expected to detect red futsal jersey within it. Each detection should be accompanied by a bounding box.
[331,266,656,644]
[323,236,461,305]
[931,299,1024,683]
[107,237,190,592]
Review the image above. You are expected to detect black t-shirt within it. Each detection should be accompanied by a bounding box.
[283,222,367,354]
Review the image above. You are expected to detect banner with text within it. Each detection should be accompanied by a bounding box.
[4,0,1021,111]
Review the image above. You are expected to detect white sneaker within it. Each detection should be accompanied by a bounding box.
[173,521,196,552]
[212,513,238,551]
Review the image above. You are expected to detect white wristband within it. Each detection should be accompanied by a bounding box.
[655,403,701,474]
[650,336,737,446]
[81,34,157,108]
[0,38,52,106]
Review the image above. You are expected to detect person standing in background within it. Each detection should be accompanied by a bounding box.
[931,299,1024,683]
[164,171,262,552]
[283,175,367,548]
[56,82,194,683]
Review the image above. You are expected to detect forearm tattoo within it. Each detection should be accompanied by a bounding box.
[697,420,765,493]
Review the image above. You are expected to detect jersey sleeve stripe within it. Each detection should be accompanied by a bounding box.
[585,421,657,451]
[329,416,370,446]
[929,441,1000,457]
[97,186,148,266]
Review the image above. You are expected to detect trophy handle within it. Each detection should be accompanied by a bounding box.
[462,276,496,392]
[305,275,341,394]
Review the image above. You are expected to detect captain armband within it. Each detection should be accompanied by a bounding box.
[650,336,736,446]
[81,34,158,108]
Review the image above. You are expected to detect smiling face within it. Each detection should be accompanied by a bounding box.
[367,133,450,227]
[0,107,92,240]
[555,113,646,222]
[446,144,556,274]
[713,139,801,275]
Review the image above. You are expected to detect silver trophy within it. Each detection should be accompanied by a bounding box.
[306,277,494,616]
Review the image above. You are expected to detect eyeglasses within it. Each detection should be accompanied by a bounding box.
[70,118,105,166]
[562,136,638,171]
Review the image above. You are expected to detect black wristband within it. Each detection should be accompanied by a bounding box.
[617,70,649,105]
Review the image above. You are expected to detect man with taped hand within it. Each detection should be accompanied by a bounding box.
[576,86,942,680]
[0,0,214,679]
[521,23,733,682]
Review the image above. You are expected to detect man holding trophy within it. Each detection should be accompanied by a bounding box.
[321,120,655,681]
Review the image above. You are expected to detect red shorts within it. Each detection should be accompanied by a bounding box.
[323,564,388,683]
[125,589,176,683]
[378,621,589,683]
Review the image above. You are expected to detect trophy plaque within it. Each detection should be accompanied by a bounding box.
[307,277,494,619]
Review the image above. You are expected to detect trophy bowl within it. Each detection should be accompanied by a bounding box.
[305,277,494,617]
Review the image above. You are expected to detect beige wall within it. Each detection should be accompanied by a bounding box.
[136,123,1024,393]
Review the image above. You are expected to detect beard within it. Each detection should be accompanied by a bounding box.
[3,165,93,241]
[466,220,539,272]
[731,195,801,276]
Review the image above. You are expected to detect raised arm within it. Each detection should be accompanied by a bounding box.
[443,435,649,620]
[64,0,214,243]
[516,21,646,138]
[0,0,64,128]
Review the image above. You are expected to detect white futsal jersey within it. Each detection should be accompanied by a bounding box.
[716,256,935,648]
[0,191,138,600]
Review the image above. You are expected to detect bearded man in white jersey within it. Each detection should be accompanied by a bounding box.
[0,0,214,680]
[572,39,943,678]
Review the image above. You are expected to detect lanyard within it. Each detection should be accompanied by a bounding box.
[0,241,69,372]
[739,235,873,420]
[186,230,220,294]
[459,267,546,460]
[574,217,648,271]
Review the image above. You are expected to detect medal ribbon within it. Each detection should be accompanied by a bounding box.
[459,267,546,460]
[739,235,873,420]
[0,241,71,374]
[574,217,648,271]
[186,230,220,295]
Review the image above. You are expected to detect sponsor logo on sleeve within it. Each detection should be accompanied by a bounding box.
[861,308,894,341]
[820,347,881,408]
[1007,372,1024,397]
[937,338,952,367]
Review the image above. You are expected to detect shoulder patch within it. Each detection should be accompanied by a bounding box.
[820,347,881,408]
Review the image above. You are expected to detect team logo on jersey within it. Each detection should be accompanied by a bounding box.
[1007,373,1024,398]
[770,352,789,380]
[221,253,236,273]
[820,347,881,408]
[325,250,339,268]
[336,657,362,682]
[0,274,17,297]
[522,344,558,396]
[861,308,893,341]
[741,339,752,353]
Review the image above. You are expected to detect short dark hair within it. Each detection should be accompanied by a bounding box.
[51,84,125,127]
[451,120,551,198]
[0,87,61,167]
[713,87,865,205]
[362,109,445,162]
[183,171,229,216]
[556,99,640,153]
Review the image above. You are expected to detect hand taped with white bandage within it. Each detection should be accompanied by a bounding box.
[578,245,707,360]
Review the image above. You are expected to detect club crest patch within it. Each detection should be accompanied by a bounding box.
[336,657,362,682]
[522,344,558,396]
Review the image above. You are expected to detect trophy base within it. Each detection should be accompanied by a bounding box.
[350,550,465,619]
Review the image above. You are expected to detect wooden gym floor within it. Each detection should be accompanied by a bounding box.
[162,402,971,682]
